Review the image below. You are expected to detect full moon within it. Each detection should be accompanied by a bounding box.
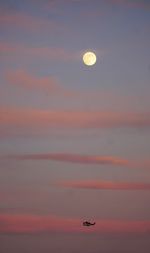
[83,51,97,66]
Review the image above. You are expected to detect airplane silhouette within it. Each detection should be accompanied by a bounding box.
[83,221,96,226]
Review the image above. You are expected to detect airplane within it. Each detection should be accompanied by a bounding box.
[83,221,96,226]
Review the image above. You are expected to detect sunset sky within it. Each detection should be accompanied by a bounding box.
[0,0,150,252]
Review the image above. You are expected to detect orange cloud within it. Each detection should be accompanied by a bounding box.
[5,70,63,95]
[0,214,150,234]
[11,153,128,166]
[0,107,150,129]
[57,180,150,190]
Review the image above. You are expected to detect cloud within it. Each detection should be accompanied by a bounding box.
[36,0,150,10]
[5,70,65,95]
[57,180,150,190]
[4,69,78,97]
[11,153,128,166]
[0,214,150,234]
[0,214,79,234]
[39,0,91,8]
[31,0,150,11]
[3,152,150,170]
[108,0,150,9]
[0,10,64,33]
[0,107,150,130]
[0,42,76,62]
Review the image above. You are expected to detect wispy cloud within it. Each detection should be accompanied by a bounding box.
[4,69,79,98]
[107,0,150,9]
[0,214,79,234]
[35,0,150,10]
[0,10,65,33]
[0,214,150,234]
[0,107,150,130]
[32,0,150,11]
[3,152,150,170]
[5,70,66,95]
[11,153,128,166]
[0,42,76,62]
[57,180,150,190]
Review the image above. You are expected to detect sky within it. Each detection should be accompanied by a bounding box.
[0,0,150,252]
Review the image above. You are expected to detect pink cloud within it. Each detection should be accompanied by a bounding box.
[57,180,150,190]
[0,214,150,234]
[128,159,150,170]
[0,107,150,130]
[0,42,75,61]
[108,0,150,9]
[11,153,128,166]
[3,152,150,170]
[0,10,64,33]
[4,69,77,98]
[38,0,150,10]
[5,70,63,95]
[0,214,79,234]
[32,0,150,11]
[42,0,89,8]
